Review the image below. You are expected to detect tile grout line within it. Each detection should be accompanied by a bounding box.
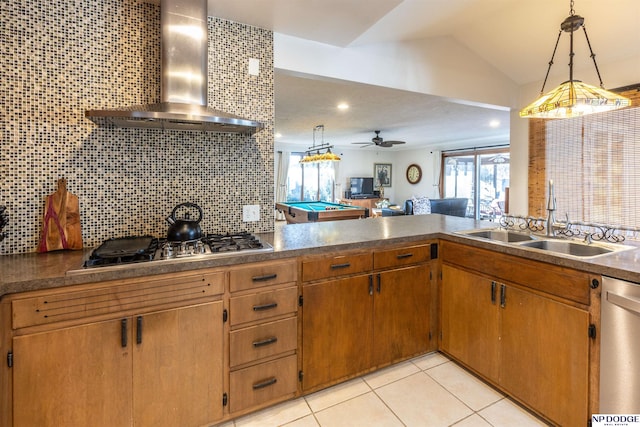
[221,353,547,427]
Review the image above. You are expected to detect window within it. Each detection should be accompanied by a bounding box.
[542,107,640,228]
[442,148,510,220]
[286,152,336,202]
[527,87,640,227]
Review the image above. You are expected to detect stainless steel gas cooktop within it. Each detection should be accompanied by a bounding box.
[80,232,273,269]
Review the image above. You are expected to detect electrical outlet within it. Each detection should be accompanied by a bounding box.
[242,204,260,222]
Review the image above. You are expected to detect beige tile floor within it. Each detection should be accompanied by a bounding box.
[217,352,551,427]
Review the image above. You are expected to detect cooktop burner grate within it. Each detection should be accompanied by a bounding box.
[203,232,265,252]
[83,232,271,269]
[84,236,159,268]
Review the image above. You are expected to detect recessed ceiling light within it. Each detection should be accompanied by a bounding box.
[489,120,500,128]
[337,103,349,110]
[275,132,282,138]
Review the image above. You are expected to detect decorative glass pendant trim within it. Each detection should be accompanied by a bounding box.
[520,80,632,119]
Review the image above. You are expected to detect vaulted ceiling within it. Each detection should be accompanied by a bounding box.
[208,0,640,150]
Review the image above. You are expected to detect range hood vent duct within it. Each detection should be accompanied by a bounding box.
[85,0,263,134]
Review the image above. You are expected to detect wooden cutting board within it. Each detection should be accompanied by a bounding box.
[38,178,83,252]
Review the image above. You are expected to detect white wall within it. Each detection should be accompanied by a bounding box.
[275,34,518,108]
[393,150,442,203]
[276,143,400,202]
[274,33,519,208]
[275,31,640,217]
[508,110,529,215]
[276,142,467,207]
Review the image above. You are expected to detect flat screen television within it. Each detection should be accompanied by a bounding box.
[350,177,374,197]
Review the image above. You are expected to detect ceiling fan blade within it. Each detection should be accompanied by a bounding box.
[387,140,406,145]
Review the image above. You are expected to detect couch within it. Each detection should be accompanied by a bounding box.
[382,198,469,217]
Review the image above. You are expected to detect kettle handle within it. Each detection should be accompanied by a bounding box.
[171,202,204,223]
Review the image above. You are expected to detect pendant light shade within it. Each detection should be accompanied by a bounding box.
[520,80,631,119]
[520,1,631,119]
[299,125,341,164]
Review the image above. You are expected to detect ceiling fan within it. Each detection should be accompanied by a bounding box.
[352,130,406,148]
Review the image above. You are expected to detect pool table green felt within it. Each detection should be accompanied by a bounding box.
[275,201,369,223]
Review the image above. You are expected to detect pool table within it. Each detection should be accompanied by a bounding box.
[275,201,369,224]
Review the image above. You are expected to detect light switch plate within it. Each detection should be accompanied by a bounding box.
[248,58,259,76]
[242,204,260,222]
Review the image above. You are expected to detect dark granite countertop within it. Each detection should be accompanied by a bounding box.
[2,214,639,297]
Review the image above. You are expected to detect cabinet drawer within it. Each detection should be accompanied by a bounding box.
[302,252,372,282]
[230,317,297,367]
[12,270,225,329]
[229,259,297,292]
[374,244,433,269]
[229,354,298,413]
[441,240,590,305]
[230,286,297,326]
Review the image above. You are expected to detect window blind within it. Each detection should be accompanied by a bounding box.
[530,87,640,229]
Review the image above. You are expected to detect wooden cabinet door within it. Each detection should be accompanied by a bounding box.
[13,319,133,427]
[500,285,589,427]
[373,265,430,366]
[133,302,224,427]
[440,265,500,383]
[302,275,373,391]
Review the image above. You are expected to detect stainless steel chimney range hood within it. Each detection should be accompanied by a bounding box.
[85,0,263,134]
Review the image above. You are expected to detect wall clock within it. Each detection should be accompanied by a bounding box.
[406,164,422,184]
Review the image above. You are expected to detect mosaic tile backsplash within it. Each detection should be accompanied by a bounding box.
[1,1,274,254]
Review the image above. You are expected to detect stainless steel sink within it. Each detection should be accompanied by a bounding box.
[457,229,537,243]
[517,239,637,258]
[457,228,636,258]
[518,239,614,257]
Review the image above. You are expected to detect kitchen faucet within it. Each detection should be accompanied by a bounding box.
[546,179,557,237]
[545,180,572,238]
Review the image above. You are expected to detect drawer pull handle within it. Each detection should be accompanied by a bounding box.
[136,316,143,344]
[253,302,278,311]
[491,281,497,304]
[252,273,277,282]
[396,253,413,259]
[121,318,128,348]
[330,262,351,269]
[253,336,278,347]
[252,377,278,390]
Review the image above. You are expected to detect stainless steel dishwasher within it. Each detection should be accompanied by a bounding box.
[600,276,640,413]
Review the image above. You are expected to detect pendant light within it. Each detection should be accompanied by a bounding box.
[520,0,631,119]
[299,125,341,164]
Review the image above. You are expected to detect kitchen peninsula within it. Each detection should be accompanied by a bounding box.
[1,214,639,427]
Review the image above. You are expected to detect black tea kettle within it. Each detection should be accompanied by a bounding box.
[166,202,203,242]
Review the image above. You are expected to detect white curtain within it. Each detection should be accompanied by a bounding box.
[275,151,290,221]
[332,160,341,202]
